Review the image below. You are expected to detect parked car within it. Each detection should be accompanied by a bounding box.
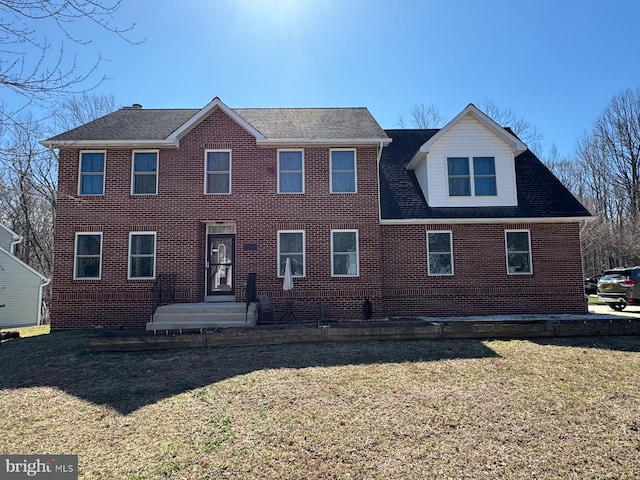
[597,267,640,311]
[584,274,602,295]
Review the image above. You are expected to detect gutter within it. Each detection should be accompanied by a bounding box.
[380,216,593,225]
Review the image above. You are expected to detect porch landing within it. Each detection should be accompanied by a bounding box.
[147,302,257,332]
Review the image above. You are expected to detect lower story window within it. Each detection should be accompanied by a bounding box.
[332,230,359,276]
[278,231,305,277]
[129,232,156,279]
[427,231,453,275]
[74,233,102,279]
[505,230,532,274]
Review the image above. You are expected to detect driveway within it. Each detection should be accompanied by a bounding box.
[589,302,640,318]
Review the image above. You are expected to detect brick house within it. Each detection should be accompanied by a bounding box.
[42,99,591,328]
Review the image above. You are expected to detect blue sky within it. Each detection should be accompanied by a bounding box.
[22,0,640,156]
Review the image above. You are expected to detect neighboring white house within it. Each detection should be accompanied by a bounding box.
[0,224,50,328]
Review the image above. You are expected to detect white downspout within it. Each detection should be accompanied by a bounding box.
[10,235,23,255]
[376,140,384,222]
[37,278,51,326]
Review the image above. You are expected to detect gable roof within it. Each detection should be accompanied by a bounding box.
[406,104,528,170]
[380,129,591,222]
[41,98,390,148]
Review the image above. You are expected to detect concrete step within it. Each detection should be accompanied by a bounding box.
[147,302,257,331]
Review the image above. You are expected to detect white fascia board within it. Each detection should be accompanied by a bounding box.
[406,151,427,170]
[0,245,50,282]
[380,216,593,225]
[40,139,178,149]
[167,97,266,144]
[257,137,392,147]
[412,104,528,161]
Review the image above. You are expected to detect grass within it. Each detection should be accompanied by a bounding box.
[1,330,640,479]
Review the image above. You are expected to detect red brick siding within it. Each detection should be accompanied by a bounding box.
[380,223,587,317]
[52,108,383,327]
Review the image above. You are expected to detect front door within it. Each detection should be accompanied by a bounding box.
[206,234,235,296]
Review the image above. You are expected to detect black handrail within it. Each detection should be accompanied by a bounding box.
[150,273,177,317]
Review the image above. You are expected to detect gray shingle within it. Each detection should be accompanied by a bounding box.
[47,109,198,142]
[380,129,591,220]
[234,108,388,139]
[45,106,388,142]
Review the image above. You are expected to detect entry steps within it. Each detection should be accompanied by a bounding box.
[146,302,257,332]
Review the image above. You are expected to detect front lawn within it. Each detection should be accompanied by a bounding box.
[1,330,639,479]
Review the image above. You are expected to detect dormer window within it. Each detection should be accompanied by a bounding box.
[447,156,496,197]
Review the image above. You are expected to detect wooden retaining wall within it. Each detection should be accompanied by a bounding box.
[85,318,640,352]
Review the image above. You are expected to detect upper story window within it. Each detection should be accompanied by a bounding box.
[505,230,532,274]
[427,231,453,275]
[447,157,496,197]
[331,229,359,277]
[278,150,304,193]
[129,232,156,279]
[132,151,158,195]
[74,232,102,279]
[205,150,231,194]
[79,151,105,195]
[330,149,357,193]
[278,230,305,277]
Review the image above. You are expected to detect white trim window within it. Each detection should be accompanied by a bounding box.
[330,149,357,193]
[331,230,359,277]
[278,149,304,193]
[447,156,496,197]
[74,232,102,279]
[128,232,156,279]
[131,151,158,195]
[205,150,231,194]
[505,230,532,274]
[427,231,453,275]
[79,151,105,195]
[277,230,305,277]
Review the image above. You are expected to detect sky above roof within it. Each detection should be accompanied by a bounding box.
[19,0,640,157]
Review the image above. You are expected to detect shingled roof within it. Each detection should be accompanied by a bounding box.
[43,103,389,146]
[380,129,591,221]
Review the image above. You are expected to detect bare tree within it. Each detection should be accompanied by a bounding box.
[577,88,640,272]
[0,112,56,276]
[0,0,139,124]
[398,102,444,129]
[479,99,544,154]
[54,91,117,132]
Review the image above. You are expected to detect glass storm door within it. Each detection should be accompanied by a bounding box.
[207,234,235,295]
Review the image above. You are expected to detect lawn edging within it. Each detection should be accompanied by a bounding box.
[85,317,640,352]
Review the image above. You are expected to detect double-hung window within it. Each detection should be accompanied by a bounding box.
[74,233,102,279]
[278,231,305,277]
[278,150,304,193]
[331,230,359,276]
[129,232,156,279]
[79,151,105,195]
[132,151,158,195]
[505,230,532,274]
[447,157,496,196]
[330,149,356,193]
[205,150,231,194]
[427,231,453,275]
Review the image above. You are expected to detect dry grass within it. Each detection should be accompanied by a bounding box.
[1,330,640,479]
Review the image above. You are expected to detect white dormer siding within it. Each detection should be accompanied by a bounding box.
[414,159,429,201]
[422,115,518,207]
